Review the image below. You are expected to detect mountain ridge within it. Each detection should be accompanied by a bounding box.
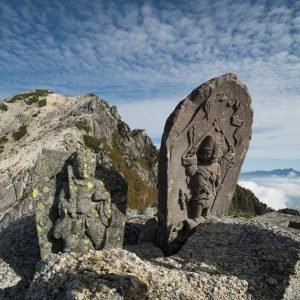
[1,90,300,299]
[0,90,158,229]
[241,168,300,178]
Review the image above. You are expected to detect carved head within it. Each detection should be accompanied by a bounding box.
[197,135,215,163]
[74,150,97,179]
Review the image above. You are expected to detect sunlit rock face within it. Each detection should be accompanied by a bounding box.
[0,90,158,230]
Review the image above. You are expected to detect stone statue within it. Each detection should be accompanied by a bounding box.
[53,150,112,252]
[33,149,127,260]
[156,74,253,254]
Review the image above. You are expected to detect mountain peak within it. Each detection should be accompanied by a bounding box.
[241,168,300,178]
[0,91,158,216]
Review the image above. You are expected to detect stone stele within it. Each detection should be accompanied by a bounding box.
[33,149,127,260]
[157,73,253,253]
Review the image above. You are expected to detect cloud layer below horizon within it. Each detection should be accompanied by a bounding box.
[0,0,299,167]
[239,176,300,210]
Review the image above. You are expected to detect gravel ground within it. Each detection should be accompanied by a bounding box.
[26,216,300,300]
[1,209,299,300]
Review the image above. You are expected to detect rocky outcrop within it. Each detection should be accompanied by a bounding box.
[1,206,300,300]
[178,217,300,300]
[1,89,299,300]
[23,216,300,300]
[0,90,158,229]
[229,184,274,218]
[26,248,248,300]
[254,212,300,234]
[0,214,40,299]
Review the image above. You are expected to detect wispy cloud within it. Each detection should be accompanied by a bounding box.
[0,0,299,166]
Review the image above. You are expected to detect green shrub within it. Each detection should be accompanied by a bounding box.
[278,208,300,216]
[31,89,51,97]
[0,136,8,144]
[83,135,101,153]
[12,125,27,141]
[75,121,91,133]
[25,96,39,105]
[7,90,51,103]
[37,99,47,107]
[0,103,8,111]
[228,184,274,217]
[0,136,8,153]
[7,94,26,103]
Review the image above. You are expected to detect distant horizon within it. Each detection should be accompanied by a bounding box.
[241,168,300,173]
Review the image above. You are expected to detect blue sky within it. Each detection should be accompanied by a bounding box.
[1,0,300,171]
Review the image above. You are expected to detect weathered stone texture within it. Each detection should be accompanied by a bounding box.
[0,92,158,227]
[33,149,127,260]
[157,73,253,251]
[26,218,300,300]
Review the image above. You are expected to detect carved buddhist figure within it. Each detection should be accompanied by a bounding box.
[157,74,253,254]
[53,150,111,252]
[182,135,221,220]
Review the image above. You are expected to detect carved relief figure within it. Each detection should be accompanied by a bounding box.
[156,74,253,254]
[53,150,112,252]
[182,119,236,223]
[182,135,221,221]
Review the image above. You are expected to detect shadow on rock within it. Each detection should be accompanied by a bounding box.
[0,214,40,299]
[176,221,300,300]
[26,269,148,300]
[124,222,144,246]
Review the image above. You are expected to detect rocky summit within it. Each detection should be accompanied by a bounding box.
[0,90,158,229]
[22,213,300,300]
[1,85,300,300]
[1,206,299,300]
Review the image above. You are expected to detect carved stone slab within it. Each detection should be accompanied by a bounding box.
[32,149,127,260]
[157,74,253,252]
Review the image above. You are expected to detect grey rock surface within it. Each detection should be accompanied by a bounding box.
[33,149,127,260]
[0,197,34,231]
[124,205,158,245]
[254,212,300,234]
[178,217,300,300]
[26,249,248,300]
[0,208,299,300]
[0,92,158,227]
[26,217,300,300]
[157,73,253,253]
[32,149,73,260]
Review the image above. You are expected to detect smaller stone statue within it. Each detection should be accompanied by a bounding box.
[33,149,127,259]
[53,150,112,252]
